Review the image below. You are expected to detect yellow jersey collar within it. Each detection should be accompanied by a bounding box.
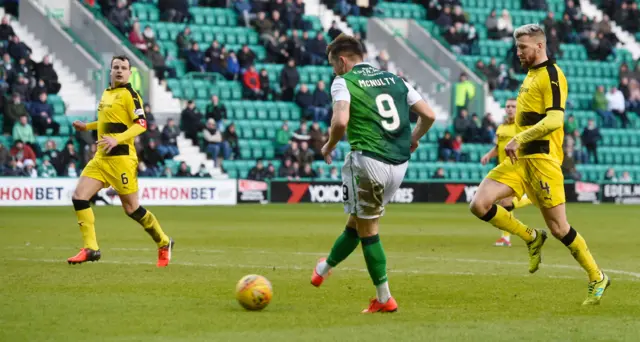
[107,82,132,91]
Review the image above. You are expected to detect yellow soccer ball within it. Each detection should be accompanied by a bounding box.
[235,274,273,311]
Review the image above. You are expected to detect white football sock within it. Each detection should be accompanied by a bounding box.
[315,260,332,277]
[376,282,391,304]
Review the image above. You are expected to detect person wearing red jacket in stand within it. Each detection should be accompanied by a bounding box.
[242,65,265,100]
[9,140,36,164]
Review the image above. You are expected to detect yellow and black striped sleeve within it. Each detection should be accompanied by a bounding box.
[124,84,145,122]
[542,64,567,116]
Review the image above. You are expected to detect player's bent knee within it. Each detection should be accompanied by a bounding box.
[469,197,492,218]
[72,199,91,211]
[127,206,147,222]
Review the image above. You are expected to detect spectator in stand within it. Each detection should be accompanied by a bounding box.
[142,139,165,175]
[438,131,454,161]
[497,9,514,40]
[203,119,231,166]
[176,162,191,177]
[12,115,35,147]
[435,5,453,28]
[30,79,46,101]
[455,73,475,114]
[316,166,326,180]
[195,163,210,178]
[39,156,57,178]
[238,44,257,72]
[572,130,587,164]
[546,28,562,59]
[0,15,15,41]
[108,0,130,35]
[22,159,37,178]
[433,167,446,179]
[33,55,61,94]
[42,139,61,171]
[625,3,640,33]
[300,163,317,178]
[204,40,223,74]
[283,140,300,163]
[8,35,31,64]
[275,121,293,155]
[278,158,299,180]
[292,121,311,144]
[593,85,615,127]
[308,32,327,65]
[247,159,267,180]
[606,86,629,128]
[328,21,343,41]
[486,9,499,39]
[263,163,275,179]
[620,171,633,183]
[180,100,203,146]
[582,118,601,164]
[335,0,359,17]
[295,83,313,118]
[0,141,8,172]
[186,42,205,73]
[159,118,180,159]
[286,29,305,65]
[234,0,253,28]
[564,0,581,23]
[242,65,264,100]
[310,80,331,123]
[523,0,547,11]
[454,109,471,138]
[451,5,466,25]
[159,0,189,23]
[564,114,578,136]
[13,73,30,101]
[298,141,314,165]
[205,95,227,128]
[271,10,287,35]
[259,68,275,100]
[82,142,97,168]
[562,146,581,180]
[161,166,173,178]
[142,25,157,50]
[10,140,36,164]
[481,113,497,143]
[628,79,640,113]
[254,12,275,43]
[604,168,616,181]
[148,44,174,83]
[17,58,31,80]
[329,166,339,180]
[138,161,155,177]
[308,121,326,160]
[280,59,300,101]
[3,159,21,176]
[143,121,162,149]
[176,27,192,58]
[129,21,147,52]
[452,135,463,162]
[558,13,577,44]
[29,92,59,136]
[59,142,79,176]
[3,93,26,134]
[543,11,556,32]
[144,104,156,124]
[223,123,240,159]
[226,51,240,80]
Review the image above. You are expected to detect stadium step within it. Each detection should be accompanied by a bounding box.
[174,133,224,177]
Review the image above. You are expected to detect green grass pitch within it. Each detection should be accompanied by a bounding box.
[1,203,640,341]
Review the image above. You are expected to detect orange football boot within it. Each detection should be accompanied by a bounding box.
[362,297,398,313]
[157,239,174,267]
[67,248,101,265]
[311,257,332,287]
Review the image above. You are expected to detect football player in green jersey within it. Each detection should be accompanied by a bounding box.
[310,34,437,313]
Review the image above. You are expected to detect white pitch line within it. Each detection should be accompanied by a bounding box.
[416,256,640,279]
[7,257,639,283]
[6,245,640,280]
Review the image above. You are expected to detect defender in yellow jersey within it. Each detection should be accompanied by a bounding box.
[67,56,174,267]
[480,98,532,247]
[470,25,609,305]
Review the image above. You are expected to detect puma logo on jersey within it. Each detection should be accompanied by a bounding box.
[551,81,559,87]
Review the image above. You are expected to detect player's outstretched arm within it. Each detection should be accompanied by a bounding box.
[409,100,436,151]
[73,121,98,131]
[113,120,147,144]
[481,146,498,165]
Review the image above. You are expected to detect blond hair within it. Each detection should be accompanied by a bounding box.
[513,24,546,42]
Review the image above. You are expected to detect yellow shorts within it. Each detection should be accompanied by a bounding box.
[486,158,565,208]
[81,157,139,195]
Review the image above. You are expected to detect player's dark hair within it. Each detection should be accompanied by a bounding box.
[111,55,131,68]
[326,33,364,62]
[506,98,517,102]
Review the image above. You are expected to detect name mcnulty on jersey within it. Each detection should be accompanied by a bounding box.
[358,77,398,88]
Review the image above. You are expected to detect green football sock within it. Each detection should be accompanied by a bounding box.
[361,234,388,286]
[326,226,360,267]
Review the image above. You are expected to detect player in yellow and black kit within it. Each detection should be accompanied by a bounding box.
[470,24,610,305]
[480,98,532,247]
[67,56,174,267]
